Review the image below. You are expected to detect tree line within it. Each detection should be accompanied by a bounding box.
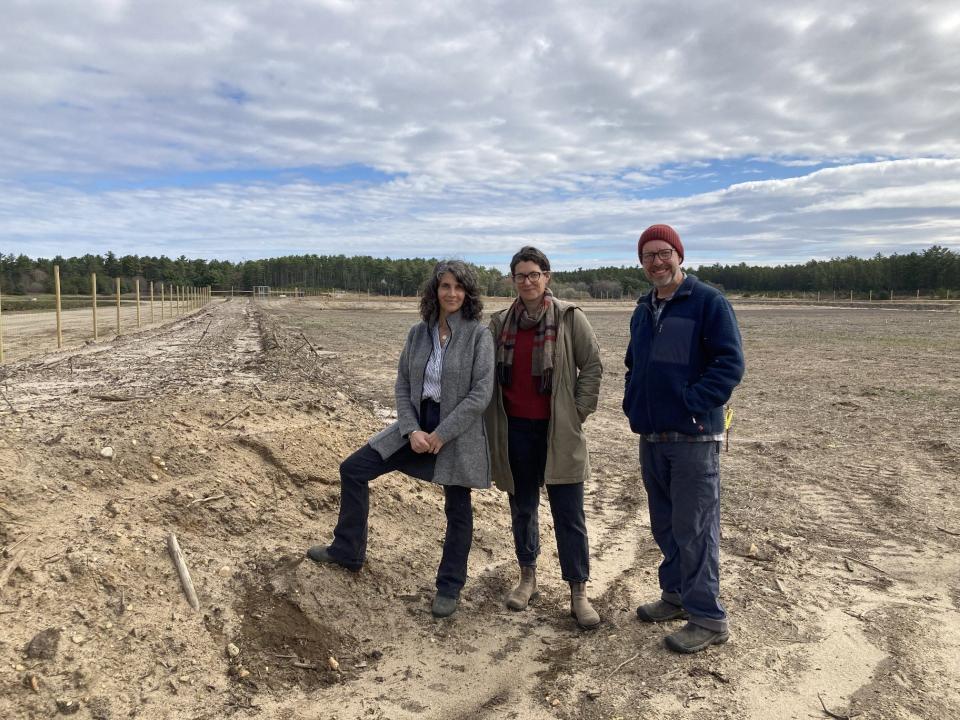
[0,246,957,299]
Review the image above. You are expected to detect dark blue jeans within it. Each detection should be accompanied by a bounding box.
[326,400,473,598]
[507,416,589,583]
[640,439,727,632]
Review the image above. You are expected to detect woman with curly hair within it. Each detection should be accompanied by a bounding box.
[307,260,495,618]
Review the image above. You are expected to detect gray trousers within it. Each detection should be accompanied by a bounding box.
[640,439,727,633]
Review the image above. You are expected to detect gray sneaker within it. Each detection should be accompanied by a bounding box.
[636,599,688,623]
[664,622,729,653]
[431,594,459,618]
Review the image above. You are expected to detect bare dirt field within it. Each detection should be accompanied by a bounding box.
[1,296,958,720]
[0,300,197,365]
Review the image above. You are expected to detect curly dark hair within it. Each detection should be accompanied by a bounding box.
[419,260,484,323]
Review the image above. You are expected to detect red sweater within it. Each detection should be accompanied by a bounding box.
[503,326,552,419]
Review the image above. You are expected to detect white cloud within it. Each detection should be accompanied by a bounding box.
[1,159,957,270]
[0,1,957,266]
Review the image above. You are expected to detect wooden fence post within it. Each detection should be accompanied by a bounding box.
[115,277,121,336]
[54,265,63,349]
[91,273,98,341]
[150,281,155,323]
[890,289,894,301]
[136,279,141,328]
[0,283,4,364]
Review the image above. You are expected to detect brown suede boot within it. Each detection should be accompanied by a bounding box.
[505,565,538,610]
[569,581,600,629]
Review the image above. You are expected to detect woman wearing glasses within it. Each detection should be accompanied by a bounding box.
[484,246,603,628]
[307,260,495,619]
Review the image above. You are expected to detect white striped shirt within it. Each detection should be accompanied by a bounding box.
[422,324,447,402]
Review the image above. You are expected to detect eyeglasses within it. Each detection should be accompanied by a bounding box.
[513,271,545,283]
[640,248,675,264]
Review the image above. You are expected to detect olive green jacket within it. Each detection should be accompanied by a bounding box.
[484,299,602,493]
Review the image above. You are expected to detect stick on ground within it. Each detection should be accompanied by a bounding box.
[841,555,889,576]
[607,652,640,681]
[166,533,200,611]
[818,692,857,719]
[91,394,152,402]
[0,545,30,598]
[0,388,16,414]
[216,405,251,429]
[300,332,321,357]
[197,319,213,345]
[188,494,225,507]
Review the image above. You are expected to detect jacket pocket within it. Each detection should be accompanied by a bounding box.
[649,317,695,365]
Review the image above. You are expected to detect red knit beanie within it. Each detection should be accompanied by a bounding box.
[638,224,683,262]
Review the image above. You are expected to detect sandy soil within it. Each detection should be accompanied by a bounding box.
[1,296,958,720]
[0,300,198,364]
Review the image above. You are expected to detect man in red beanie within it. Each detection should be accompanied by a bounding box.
[623,224,744,653]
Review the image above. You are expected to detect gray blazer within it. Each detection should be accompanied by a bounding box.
[369,311,495,489]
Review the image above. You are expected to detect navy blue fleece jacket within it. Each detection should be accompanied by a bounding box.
[623,274,744,436]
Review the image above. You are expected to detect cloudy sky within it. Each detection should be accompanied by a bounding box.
[1,0,958,270]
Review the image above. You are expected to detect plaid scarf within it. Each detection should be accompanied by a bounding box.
[496,290,559,395]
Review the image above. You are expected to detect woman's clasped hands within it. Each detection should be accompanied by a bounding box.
[409,430,445,454]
